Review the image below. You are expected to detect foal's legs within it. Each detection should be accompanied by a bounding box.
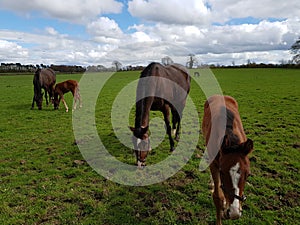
[60,95,69,112]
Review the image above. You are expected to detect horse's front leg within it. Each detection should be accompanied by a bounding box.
[61,97,69,112]
[31,95,35,109]
[210,163,225,225]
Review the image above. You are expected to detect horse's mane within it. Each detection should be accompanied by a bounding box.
[221,108,241,153]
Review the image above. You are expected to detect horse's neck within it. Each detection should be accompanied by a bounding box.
[135,98,152,128]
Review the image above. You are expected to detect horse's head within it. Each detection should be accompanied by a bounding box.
[129,126,151,168]
[219,136,253,220]
[35,92,43,110]
[53,91,60,110]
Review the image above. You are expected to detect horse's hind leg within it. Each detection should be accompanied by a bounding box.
[171,108,181,141]
[45,90,49,106]
[163,106,175,151]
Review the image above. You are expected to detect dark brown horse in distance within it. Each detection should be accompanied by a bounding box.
[202,95,253,225]
[31,68,56,110]
[53,80,81,112]
[130,62,191,167]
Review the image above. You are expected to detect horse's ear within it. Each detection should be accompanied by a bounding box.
[243,139,253,155]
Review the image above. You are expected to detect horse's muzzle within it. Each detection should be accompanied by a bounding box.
[137,160,146,169]
[224,207,242,220]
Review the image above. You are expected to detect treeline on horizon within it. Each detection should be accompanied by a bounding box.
[1,62,300,74]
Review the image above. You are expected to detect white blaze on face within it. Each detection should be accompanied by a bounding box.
[136,138,141,150]
[229,162,242,218]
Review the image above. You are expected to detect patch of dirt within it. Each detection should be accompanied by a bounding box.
[280,192,300,207]
[292,143,300,149]
[177,209,193,222]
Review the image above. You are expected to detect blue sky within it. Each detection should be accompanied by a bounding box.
[0,0,299,66]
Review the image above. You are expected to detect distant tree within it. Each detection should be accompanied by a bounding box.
[186,54,198,69]
[162,56,174,65]
[97,65,107,72]
[290,37,300,64]
[112,60,122,71]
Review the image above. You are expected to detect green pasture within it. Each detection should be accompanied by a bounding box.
[0,68,299,224]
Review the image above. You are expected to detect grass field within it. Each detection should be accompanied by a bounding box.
[0,68,299,224]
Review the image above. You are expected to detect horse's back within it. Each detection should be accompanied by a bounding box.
[161,63,190,91]
[55,80,79,94]
[142,63,190,88]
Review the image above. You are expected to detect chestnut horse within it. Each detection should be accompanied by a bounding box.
[31,68,56,110]
[130,62,191,167]
[202,95,253,225]
[53,80,81,112]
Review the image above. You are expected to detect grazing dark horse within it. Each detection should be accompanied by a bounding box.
[202,95,253,225]
[53,80,81,112]
[31,68,56,110]
[129,62,191,167]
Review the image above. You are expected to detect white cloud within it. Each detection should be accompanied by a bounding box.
[0,0,123,23]
[208,0,300,23]
[0,40,28,61]
[45,27,59,36]
[87,17,123,40]
[128,0,211,25]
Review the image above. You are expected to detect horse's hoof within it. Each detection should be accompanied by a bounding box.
[170,147,175,152]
